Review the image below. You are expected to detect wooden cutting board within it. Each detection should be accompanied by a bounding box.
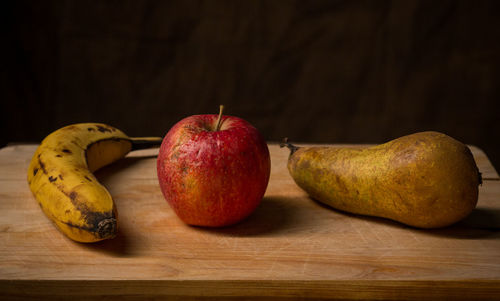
[0,143,499,300]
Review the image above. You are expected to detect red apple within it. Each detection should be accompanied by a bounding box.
[157,106,271,227]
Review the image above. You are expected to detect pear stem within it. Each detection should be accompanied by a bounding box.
[215,105,224,131]
[280,137,299,155]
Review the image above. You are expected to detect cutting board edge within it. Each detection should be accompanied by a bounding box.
[1,279,500,300]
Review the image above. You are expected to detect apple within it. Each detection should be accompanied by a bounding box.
[157,106,271,227]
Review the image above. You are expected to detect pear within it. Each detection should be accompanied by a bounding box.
[282,132,481,228]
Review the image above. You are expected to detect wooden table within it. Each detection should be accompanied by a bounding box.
[1,143,499,300]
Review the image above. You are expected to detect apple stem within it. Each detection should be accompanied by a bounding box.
[215,105,224,131]
[280,137,299,155]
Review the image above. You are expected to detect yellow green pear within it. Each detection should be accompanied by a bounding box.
[282,131,481,228]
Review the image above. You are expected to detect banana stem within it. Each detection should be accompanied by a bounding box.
[280,137,299,155]
[129,137,163,151]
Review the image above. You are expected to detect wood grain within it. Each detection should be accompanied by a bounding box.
[0,143,499,300]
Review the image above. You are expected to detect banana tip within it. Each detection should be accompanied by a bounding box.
[97,218,117,239]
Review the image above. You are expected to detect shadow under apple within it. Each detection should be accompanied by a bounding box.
[191,196,304,237]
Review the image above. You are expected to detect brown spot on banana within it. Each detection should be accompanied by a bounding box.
[96,125,112,133]
[69,191,77,201]
[37,158,47,174]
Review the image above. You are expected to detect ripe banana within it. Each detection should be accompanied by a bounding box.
[27,123,162,243]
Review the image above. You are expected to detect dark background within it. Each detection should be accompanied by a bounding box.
[3,0,500,169]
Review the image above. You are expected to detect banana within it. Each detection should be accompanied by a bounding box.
[27,123,162,243]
